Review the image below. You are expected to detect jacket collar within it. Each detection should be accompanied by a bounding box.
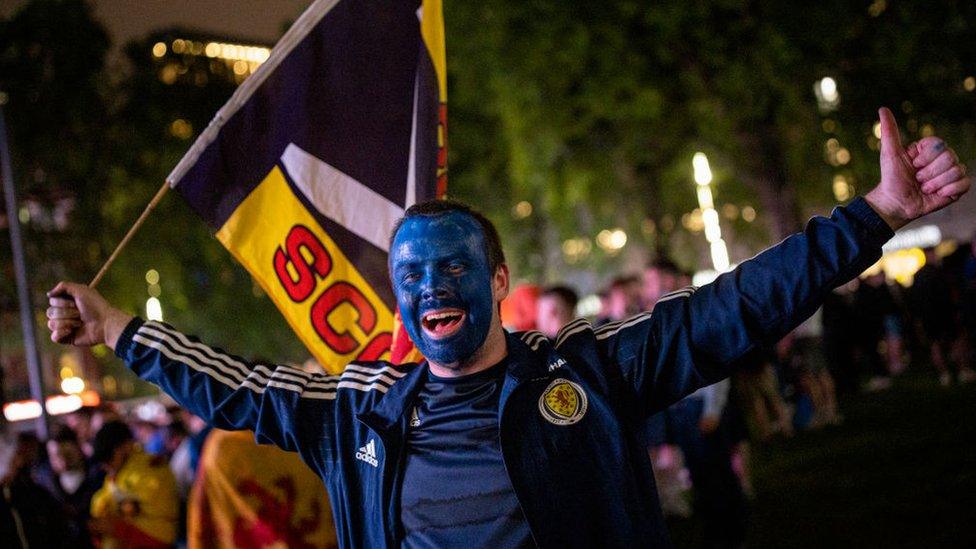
[502,331,550,381]
[358,331,552,435]
[500,331,551,414]
[357,361,428,436]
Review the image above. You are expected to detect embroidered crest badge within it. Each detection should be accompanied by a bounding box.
[538,378,588,425]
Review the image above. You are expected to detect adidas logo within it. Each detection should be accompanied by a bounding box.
[356,439,379,467]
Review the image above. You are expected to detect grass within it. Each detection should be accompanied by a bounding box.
[670,373,976,548]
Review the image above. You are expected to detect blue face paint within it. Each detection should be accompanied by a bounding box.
[390,212,495,365]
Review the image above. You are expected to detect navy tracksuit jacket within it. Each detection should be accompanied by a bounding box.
[115,197,892,547]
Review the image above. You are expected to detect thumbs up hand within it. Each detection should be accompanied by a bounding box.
[865,107,970,230]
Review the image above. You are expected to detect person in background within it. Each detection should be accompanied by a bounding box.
[536,285,579,338]
[642,259,681,309]
[775,332,841,429]
[65,407,98,458]
[170,413,211,500]
[723,379,754,500]
[733,350,794,441]
[667,380,748,548]
[161,418,189,460]
[854,271,899,390]
[65,405,123,460]
[597,274,643,326]
[499,283,540,332]
[170,412,208,549]
[1,431,71,548]
[821,281,860,395]
[89,421,179,548]
[135,420,167,457]
[959,235,976,364]
[961,237,976,367]
[37,425,102,548]
[963,236,976,282]
[910,247,976,385]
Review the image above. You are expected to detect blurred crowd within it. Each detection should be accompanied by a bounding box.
[508,239,976,547]
[2,403,205,547]
[1,400,336,548]
[3,241,976,548]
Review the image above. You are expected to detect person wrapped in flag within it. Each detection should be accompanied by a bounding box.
[46,108,971,547]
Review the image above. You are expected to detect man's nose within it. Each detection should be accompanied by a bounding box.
[420,272,451,300]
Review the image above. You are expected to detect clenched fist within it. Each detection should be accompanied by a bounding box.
[46,282,133,350]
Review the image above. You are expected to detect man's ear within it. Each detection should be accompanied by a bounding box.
[492,264,510,302]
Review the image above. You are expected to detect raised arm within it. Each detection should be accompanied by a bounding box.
[596,108,970,414]
[45,282,338,465]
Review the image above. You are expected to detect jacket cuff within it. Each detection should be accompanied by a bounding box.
[114,317,145,359]
[844,197,895,249]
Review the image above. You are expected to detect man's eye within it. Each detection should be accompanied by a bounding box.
[446,264,464,274]
[402,273,420,283]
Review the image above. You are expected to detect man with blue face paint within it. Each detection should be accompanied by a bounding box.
[389,209,507,370]
[47,109,972,547]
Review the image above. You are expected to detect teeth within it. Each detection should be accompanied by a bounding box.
[424,311,461,321]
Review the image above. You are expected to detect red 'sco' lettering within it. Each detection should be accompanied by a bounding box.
[310,282,378,355]
[357,332,392,361]
[274,225,332,303]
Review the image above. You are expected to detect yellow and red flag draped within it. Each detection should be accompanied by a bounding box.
[167,0,446,373]
[189,430,338,549]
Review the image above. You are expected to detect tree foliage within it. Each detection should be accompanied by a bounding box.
[445,0,976,282]
[2,0,976,399]
[0,1,306,401]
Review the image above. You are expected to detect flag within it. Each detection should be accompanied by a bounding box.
[167,0,446,373]
[189,430,338,549]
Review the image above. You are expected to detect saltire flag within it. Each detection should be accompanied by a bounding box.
[166,0,446,373]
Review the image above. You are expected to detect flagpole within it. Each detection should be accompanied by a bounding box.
[0,104,49,439]
[92,0,339,288]
[89,181,170,289]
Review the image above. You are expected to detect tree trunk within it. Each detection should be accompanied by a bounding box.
[739,126,803,241]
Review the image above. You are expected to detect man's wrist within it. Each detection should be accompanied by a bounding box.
[863,188,909,231]
[104,309,135,350]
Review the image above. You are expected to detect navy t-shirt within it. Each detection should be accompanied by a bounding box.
[399,359,534,548]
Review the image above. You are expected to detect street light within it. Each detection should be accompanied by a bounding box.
[60,376,85,395]
[710,240,731,272]
[814,77,841,112]
[703,208,721,242]
[147,297,164,321]
[692,152,731,272]
[693,152,713,185]
[696,186,714,209]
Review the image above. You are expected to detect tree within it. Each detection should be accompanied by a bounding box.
[99,29,307,362]
[0,2,308,402]
[0,0,111,400]
[445,0,976,285]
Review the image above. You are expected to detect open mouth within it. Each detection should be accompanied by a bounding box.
[421,308,466,339]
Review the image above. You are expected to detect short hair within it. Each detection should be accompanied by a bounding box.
[541,285,579,311]
[609,274,640,290]
[91,420,133,464]
[389,199,506,273]
[51,425,81,446]
[646,258,680,275]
